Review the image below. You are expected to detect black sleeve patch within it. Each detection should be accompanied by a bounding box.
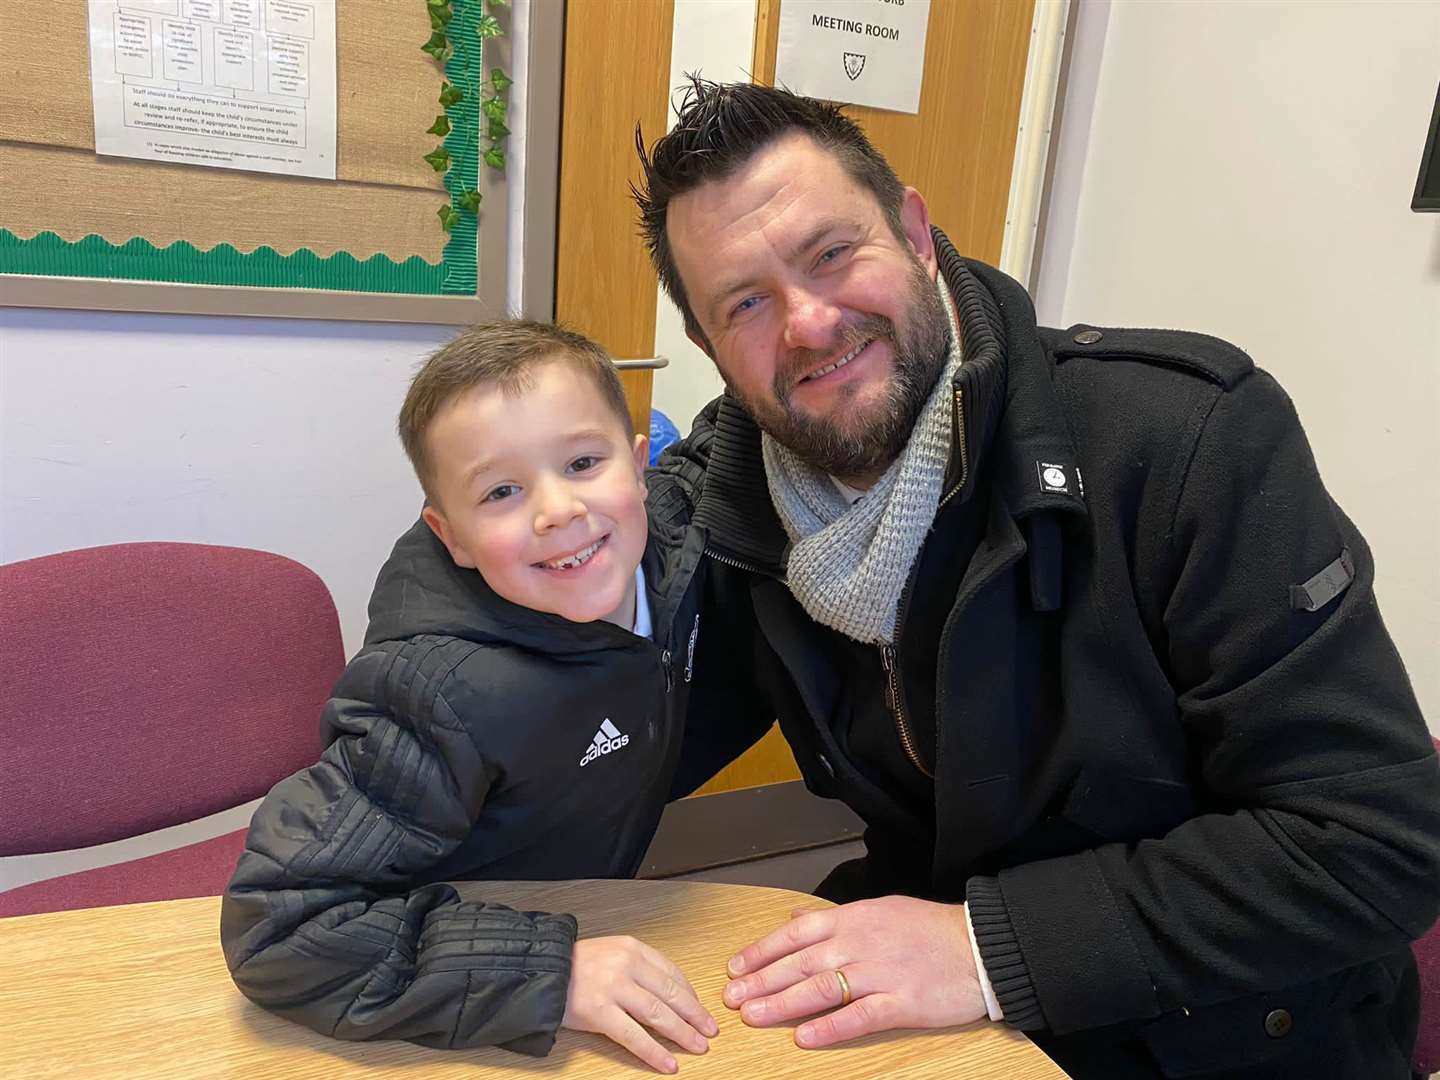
[1290,548,1354,612]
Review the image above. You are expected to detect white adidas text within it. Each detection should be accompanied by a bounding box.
[580,718,630,767]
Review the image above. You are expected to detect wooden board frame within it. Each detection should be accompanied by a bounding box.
[0,1,565,325]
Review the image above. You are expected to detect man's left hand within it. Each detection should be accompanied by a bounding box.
[722,895,988,1048]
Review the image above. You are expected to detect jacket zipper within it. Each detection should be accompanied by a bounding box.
[704,546,783,581]
[872,385,966,780]
[879,570,933,779]
[684,613,699,683]
[937,384,969,511]
[656,538,711,695]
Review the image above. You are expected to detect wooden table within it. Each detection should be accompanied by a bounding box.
[0,879,1068,1079]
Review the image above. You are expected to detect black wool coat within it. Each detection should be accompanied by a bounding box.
[647,233,1440,1079]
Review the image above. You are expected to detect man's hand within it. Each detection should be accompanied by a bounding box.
[722,896,986,1048]
[563,935,719,1073]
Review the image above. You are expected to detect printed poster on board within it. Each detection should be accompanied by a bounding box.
[775,0,933,115]
[87,0,337,178]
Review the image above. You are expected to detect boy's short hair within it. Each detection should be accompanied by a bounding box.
[399,320,634,502]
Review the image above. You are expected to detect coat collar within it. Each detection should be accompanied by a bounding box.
[693,231,1088,585]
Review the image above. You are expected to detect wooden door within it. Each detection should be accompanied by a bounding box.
[554,0,673,436]
[556,0,1034,795]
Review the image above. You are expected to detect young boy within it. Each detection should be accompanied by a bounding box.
[221,322,715,1073]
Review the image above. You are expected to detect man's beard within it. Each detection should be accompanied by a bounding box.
[725,257,950,481]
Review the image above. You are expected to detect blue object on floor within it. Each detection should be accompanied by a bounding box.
[649,409,681,465]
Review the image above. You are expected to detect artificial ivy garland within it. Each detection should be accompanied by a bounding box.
[421,0,511,232]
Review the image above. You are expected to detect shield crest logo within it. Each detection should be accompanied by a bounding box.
[843,52,866,81]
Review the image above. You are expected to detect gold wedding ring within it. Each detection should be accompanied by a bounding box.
[835,968,852,1008]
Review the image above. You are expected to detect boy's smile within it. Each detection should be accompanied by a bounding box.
[421,359,649,628]
[535,534,610,572]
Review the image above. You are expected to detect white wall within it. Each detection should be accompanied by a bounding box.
[649,0,754,433]
[0,309,443,658]
[1036,0,1440,724]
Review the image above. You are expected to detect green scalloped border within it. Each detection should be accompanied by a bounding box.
[0,230,445,293]
[0,0,483,297]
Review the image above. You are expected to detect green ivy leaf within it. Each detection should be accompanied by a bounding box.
[423,145,452,172]
[420,31,452,62]
[427,0,506,207]
[480,95,505,123]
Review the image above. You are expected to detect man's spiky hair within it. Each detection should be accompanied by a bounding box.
[632,77,906,346]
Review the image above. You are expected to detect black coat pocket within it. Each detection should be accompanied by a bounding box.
[1061,770,1195,842]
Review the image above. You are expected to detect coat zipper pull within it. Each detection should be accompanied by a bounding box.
[661,648,674,692]
[684,614,699,683]
[879,645,898,711]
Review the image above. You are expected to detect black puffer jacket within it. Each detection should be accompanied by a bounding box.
[221,515,705,1055]
[648,234,1440,1078]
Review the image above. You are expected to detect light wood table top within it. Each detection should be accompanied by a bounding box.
[0,879,1068,1079]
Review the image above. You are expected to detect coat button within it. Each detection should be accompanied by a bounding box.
[1263,1008,1293,1038]
[1073,329,1103,345]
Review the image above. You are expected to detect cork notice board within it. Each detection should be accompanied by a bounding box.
[0,0,512,322]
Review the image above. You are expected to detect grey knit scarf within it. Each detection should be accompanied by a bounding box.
[763,279,963,644]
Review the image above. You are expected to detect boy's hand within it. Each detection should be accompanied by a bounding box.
[563,935,719,1073]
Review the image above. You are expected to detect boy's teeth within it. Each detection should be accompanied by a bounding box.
[546,539,601,570]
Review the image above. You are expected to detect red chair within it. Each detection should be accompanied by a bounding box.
[1413,738,1440,1077]
[0,542,344,917]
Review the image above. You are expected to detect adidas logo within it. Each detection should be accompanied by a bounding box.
[579,718,630,767]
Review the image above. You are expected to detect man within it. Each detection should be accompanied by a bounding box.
[635,79,1440,1078]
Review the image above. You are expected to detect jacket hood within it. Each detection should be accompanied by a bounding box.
[363,516,698,653]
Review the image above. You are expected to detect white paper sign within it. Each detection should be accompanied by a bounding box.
[775,0,932,115]
[87,0,337,179]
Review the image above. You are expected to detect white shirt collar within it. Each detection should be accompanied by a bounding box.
[630,564,653,639]
[829,475,869,506]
